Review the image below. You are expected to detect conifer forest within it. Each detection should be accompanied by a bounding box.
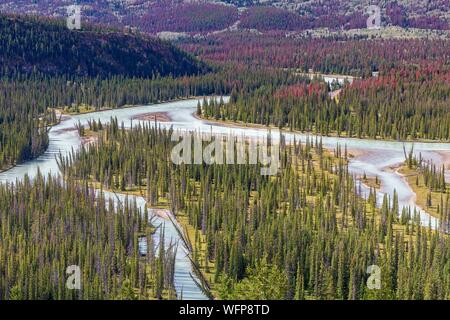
[0,1,449,306]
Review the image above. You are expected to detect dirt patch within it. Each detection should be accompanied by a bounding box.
[132,112,171,122]
[81,135,98,146]
[386,162,404,173]
[150,208,173,220]
[347,148,370,159]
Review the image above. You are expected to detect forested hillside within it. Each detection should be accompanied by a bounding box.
[0,79,51,170]
[123,2,239,33]
[0,13,208,170]
[0,14,206,78]
[201,67,450,141]
[181,33,450,76]
[0,4,449,303]
[0,72,218,171]
[1,0,448,32]
[178,26,450,142]
[0,172,176,299]
[222,0,449,30]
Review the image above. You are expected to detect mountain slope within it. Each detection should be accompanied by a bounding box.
[0,14,207,78]
[0,1,448,33]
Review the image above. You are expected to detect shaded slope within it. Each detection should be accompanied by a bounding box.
[0,14,208,78]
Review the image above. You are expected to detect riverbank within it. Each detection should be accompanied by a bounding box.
[0,111,64,175]
[195,114,450,144]
[361,175,381,190]
[176,213,217,297]
[0,164,15,174]
[397,165,448,219]
[0,143,50,175]
[55,96,204,117]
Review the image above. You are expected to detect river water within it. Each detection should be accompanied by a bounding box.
[1,98,449,299]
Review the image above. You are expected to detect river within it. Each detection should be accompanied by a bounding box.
[1,98,449,299]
